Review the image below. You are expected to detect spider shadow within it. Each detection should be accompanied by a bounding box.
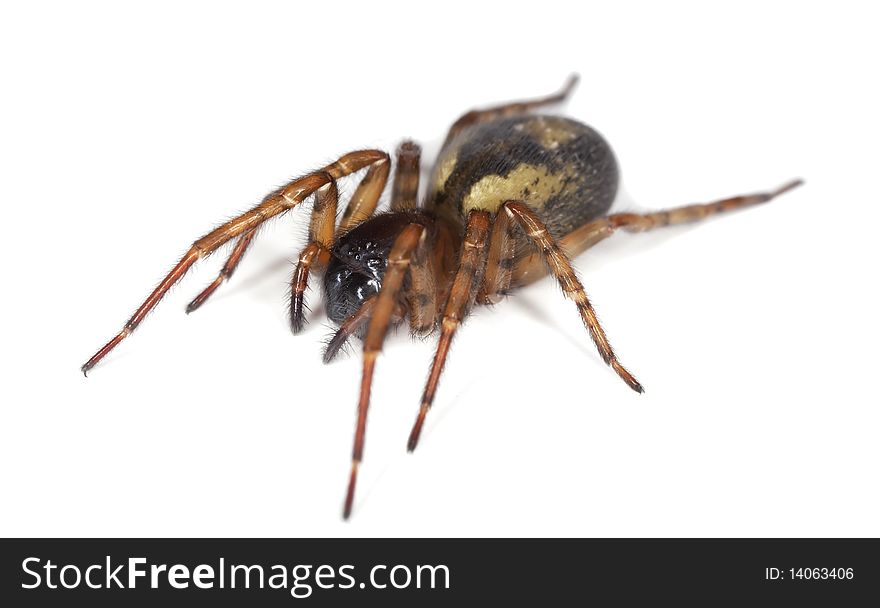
[409,373,482,452]
[502,185,706,364]
[579,185,713,271]
[350,374,483,519]
[503,293,607,368]
[80,350,133,377]
[207,254,290,303]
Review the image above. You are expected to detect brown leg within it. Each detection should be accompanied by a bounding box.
[505,201,643,393]
[511,179,804,287]
[477,204,517,305]
[189,150,393,321]
[407,211,491,452]
[442,74,579,148]
[344,223,426,519]
[185,228,258,313]
[292,154,393,331]
[403,229,438,335]
[338,155,391,232]
[290,176,339,333]
[81,149,390,375]
[390,140,421,211]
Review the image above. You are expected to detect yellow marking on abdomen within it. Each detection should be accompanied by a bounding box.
[461,163,574,213]
[514,116,579,150]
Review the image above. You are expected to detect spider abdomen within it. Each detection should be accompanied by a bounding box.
[429,115,619,242]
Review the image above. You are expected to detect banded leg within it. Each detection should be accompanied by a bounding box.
[404,229,438,335]
[344,223,426,519]
[290,176,339,333]
[511,179,805,288]
[407,211,491,452]
[185,228,257,313]
[477,204,517,305]
[390,140,421,211]
[338,154,391,232]
[505,201,643,393]
[442,74,579,148]
[292,154,391,331]
[81,149,390,375]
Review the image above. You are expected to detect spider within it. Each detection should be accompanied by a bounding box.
[82,75,802,519]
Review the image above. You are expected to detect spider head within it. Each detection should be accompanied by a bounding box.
[322,213,408,329]
[323,252,385,329]
[323,210,433,331]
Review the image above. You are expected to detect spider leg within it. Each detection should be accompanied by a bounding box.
[403,228,438,335]
[289,157,393,331]
[338,155,392,233]
[325,141,430,361]
[442,74,579,148]
[188,148,393,327]
[390,140,421,212]
[404,181,458,337]
[505,201,643,393]
[344,223,426,519]
[407,211,491,452]
[185,228,257,313]
[289,176,340,333]
[511,179,805,288]
[477,203,517,305]
[81,149,390,375]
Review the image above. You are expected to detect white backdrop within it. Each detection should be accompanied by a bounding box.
[1,1,877,537]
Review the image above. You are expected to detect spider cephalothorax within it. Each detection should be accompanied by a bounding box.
[323,210,433,329]
[82,76,802,519]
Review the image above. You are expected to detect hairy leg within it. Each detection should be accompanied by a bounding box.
[185,228,258,313]
[477,203,517,305]
[344,223,426,519]
[81,149,389,375]
[442,75,579,148]
[338,156,391,232]
[289,177,340,333]
[403,229,438,335]
[291,152,392,332]
[187,154,392,321]
[512,179,804,287]
[505,201,643,393]
[407,211,491,452]
[390,140,421,212]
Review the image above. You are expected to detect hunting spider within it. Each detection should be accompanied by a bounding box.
[82,75,803,519]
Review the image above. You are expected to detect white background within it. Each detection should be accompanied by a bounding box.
[1,1,877,537]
